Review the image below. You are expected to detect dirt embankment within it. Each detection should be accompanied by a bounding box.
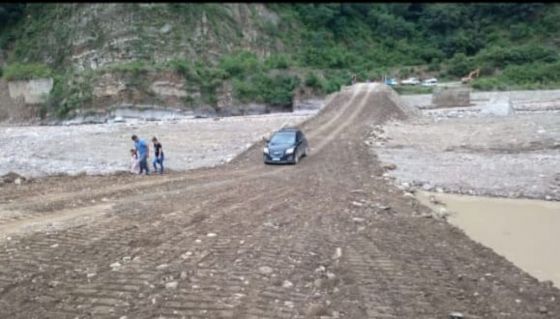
[0,84,558,318]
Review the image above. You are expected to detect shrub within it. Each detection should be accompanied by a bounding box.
[104,61,154,77]
[501,62,560,84]
[3,63,52,81]
[265,54,290,69]
[477,44,558,69]
[46,72,94,118]
[304,72,323,89]
[260,74,301,106]
[427,62,440,72]
[447,53,475,77]
[219,51,260,78]
[233,77,260,103]
[167,59,192,78]
[233,73,301,107]
[322,69,351,94]
[471,77,507,91]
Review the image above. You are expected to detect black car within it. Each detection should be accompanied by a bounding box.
[263,128,309,164]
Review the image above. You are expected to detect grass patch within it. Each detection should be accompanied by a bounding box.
[3,63,52,81]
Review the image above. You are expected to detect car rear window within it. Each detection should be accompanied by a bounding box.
[270,132,295,144]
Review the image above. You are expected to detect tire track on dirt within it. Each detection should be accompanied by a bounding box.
[0,174,298,318]
[0,166,288,236]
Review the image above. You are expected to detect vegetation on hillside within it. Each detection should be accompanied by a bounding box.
[1,3,560,117]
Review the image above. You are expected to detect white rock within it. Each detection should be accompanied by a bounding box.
[351,201,363,207]
[165,281,178,289]
[259,266,273,275]
[110,262,121,269]
[332,247,342,259]
[180,251,192,259]
[156,264,169,270]
[206,233,217,237]
[282,280,294,288]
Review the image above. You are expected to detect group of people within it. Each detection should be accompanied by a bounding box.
[130,135,164,175]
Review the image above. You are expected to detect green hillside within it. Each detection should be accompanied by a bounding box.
[1,3,559,117]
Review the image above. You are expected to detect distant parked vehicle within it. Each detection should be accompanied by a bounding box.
[384,78,398,86]
[421,78,438,86]
[401,77,420,85]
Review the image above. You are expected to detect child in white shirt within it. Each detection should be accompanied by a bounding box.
[130,149,140,174]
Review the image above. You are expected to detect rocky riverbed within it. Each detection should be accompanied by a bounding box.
[372,89,560,201]
[0,111,317,178]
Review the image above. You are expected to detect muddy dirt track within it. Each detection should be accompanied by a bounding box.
[1,83,558,318]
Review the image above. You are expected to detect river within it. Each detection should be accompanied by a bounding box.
[416,191,560,288]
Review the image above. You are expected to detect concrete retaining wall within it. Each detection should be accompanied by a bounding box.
[8,78,53,104]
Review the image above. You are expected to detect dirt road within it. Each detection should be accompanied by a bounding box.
[1,83,558,318]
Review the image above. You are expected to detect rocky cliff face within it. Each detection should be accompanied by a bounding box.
[1,4,324,122]
[60,4,281,72]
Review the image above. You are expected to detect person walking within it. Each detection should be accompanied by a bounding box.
[152,136,164,174]
[131,135,150,175]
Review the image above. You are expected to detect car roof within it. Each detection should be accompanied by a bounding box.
[277,127,299,132]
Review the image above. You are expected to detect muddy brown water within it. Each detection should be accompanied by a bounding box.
[417,191,560,288]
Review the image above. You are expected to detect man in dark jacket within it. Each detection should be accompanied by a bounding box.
[152,136,164,174]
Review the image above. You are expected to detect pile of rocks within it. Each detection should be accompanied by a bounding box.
[1,172,27,185]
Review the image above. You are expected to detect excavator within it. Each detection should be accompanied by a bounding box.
[461,68,480,84]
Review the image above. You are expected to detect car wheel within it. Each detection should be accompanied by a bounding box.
[294,153,299,165]
[303,146,309,157]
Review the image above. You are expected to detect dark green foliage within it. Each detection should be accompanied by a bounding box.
[46,72,94,118]
[233,72,300,107]
[476,44,558,69]
[304,72,323,89]
[447,53,475,77]
[265,54,290,69]
[219,51,260,77]
[167,59,191,78]
[260,74,300,106]
[0,4,26,29]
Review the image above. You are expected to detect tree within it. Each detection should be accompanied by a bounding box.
[0,4,26,29]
